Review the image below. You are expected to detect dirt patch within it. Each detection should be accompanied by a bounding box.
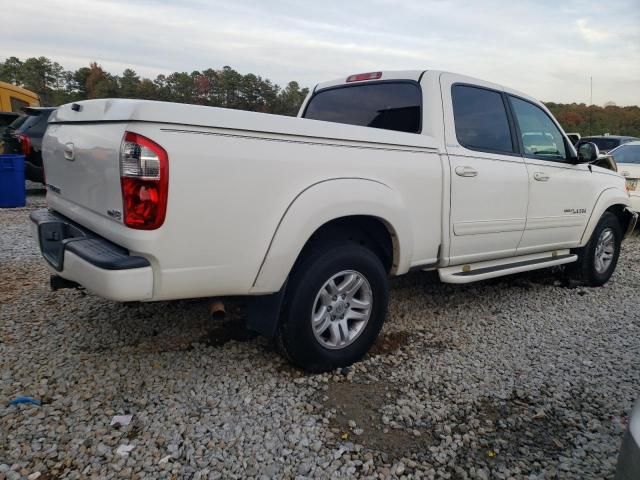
[323,381,436,460]
[368,331,409,356]
[0,260,49,303]
[454,393,571,470]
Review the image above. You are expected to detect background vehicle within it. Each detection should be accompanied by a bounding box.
[616,399,640,479]
[0,111,19,131]
[576,135,639,154]
[609,141,640,212]
[2,107,55,183]
[0,81,40,112]
[31,70,637,371]
[566,132,581,145]
[0,112,21,149]
[0,82,41,150]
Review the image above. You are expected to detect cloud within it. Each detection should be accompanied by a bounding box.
[576,18,610,43]
[1,0,639,105]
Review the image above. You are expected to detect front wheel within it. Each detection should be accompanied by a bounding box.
[567,212,622,286]
[277,243,389,372]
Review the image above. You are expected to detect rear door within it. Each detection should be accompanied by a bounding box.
[507,95,595,253]
[440,74,529,264]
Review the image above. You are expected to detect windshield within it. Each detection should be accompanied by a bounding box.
[303,82,422,134]
[610,144,640,164]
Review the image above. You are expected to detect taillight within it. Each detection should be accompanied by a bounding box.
[346,72,382,82]
[119,132,168,230]
[18,134,32,156]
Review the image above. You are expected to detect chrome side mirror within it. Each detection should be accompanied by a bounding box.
[577,142,599,163]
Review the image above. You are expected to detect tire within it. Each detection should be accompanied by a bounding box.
[567,211,622,286]
[277,243,389,373]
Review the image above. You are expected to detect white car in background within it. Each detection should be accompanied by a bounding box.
[609,141,640,212]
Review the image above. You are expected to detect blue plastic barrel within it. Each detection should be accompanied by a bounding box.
[0,154,26,208]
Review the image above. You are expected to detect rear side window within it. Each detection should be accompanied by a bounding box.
[452,85,514,154]
[303,82,421,134]
[10,97,29,113]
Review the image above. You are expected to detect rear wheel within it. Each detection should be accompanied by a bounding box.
[278,243,389,372]
[567,212,622,286]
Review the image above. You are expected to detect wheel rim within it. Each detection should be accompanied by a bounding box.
[594,227,615,274]
[311,270,373,350]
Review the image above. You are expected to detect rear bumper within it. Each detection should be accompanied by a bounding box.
[30,209,153,301]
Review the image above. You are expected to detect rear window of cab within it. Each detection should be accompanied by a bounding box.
[303,82,422,134]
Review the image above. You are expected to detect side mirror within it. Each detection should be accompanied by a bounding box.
[577,142,599,163]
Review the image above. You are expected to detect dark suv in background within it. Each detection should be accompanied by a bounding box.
[2,107,55,183]
[576,135,639,154]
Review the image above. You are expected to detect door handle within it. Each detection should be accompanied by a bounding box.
[621,171,630,177]
[455,166,478,177]
[534,172,550,182]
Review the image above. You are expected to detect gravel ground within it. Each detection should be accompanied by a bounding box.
[1,189,639,479]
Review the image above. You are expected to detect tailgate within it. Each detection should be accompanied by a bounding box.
[43,121,126,221]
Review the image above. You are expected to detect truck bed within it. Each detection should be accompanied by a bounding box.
[43,99,444,300]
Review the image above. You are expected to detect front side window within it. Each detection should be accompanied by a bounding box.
[510,96,567,161]
[451,85,514,154]
[610,144,640,164]
[303,82,421,134]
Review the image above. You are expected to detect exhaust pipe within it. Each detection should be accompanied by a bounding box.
[210,299,226,320]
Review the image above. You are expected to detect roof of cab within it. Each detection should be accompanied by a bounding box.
[313,70,541,105]
[314,70,426,91]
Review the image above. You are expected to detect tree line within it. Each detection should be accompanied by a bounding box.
[1,56,639,136]
[0,56,308,116]
[545,102,640,138]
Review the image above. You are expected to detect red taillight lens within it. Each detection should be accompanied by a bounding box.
[120,132,168,230]
[346,72,382,82]
[18,134,32,156]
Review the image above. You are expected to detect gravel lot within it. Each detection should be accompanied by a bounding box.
[1,189,639,479]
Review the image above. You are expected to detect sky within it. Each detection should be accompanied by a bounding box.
[2,0,639,106]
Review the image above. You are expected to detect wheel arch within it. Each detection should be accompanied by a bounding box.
[251,178,413,293]
[580,188,632,246]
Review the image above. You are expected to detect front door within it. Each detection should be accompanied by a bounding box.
[507,95,595,253]
[440,74,529,264]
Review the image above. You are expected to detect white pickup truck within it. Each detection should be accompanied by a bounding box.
[32,70,637,372]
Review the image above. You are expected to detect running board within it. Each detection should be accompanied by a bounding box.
[438,250,577,284]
